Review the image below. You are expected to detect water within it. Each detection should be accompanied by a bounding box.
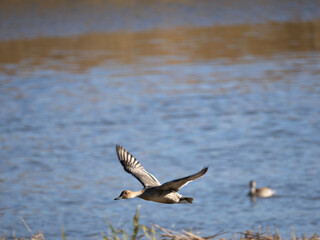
[1,1,320,239]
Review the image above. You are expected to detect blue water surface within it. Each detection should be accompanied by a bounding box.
[0,1,320,239]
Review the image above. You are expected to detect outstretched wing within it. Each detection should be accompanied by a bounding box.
[116,145,161,187]
[158,167,208,191]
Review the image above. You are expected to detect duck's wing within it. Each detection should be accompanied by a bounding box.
[116,145,161,187]
[158,166,208,191]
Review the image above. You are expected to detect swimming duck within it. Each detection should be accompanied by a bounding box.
[248,180,275,198]
[114,145,208,204]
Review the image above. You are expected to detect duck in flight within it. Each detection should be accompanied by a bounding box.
[114,145,208,204]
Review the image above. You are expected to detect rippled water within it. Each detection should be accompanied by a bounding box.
[1,1,320,239]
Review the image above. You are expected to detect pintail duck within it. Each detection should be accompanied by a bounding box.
[114,145,208,204]
[248,180,275,198]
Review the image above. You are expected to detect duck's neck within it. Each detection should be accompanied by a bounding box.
[131,189,145,198]
[250,187,256,195]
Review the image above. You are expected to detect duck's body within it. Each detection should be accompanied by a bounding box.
[248,180,275,198]
[139,188,192,204]
[114,145,208,204]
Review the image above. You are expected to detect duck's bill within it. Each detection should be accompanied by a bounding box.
[114,196,122,200]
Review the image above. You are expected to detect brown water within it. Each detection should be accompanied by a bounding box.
[1,1,320,239]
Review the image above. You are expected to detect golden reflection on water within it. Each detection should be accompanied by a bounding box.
[0,20,319,73]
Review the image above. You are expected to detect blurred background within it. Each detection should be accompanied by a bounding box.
[0,0,320,239]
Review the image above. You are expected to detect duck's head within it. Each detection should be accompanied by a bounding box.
[249,180,257,196]
[114,190,135,200]
[250,180,256,188]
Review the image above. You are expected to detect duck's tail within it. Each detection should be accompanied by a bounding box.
[179,197,193,204]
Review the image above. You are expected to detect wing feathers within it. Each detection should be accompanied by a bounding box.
[158,166,208,191]
[116,145,208,191]
[116,145,161,187]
